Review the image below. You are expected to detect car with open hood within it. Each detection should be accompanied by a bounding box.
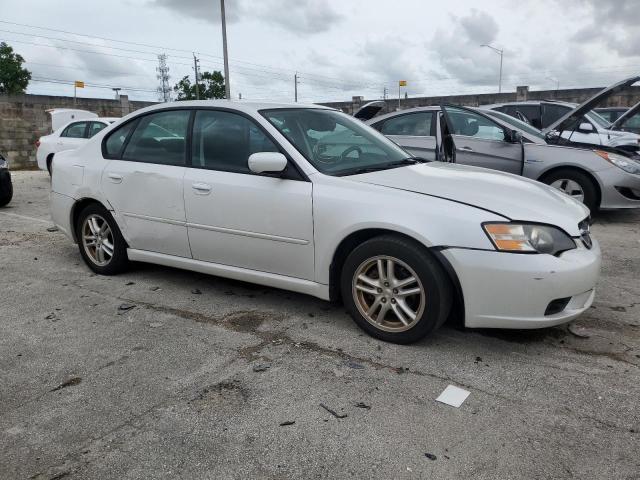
[357,102,640,212]
[50,101,600,344]
[484,76,640,154]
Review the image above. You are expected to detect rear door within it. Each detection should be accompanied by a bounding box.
[373,111,437,160]
[440,105,523,174]
[101,109,191,258]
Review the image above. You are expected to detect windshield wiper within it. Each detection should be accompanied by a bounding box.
[336,157,429,176]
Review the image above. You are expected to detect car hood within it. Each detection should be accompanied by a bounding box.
[348,162,589,236]
[545,75,640,133]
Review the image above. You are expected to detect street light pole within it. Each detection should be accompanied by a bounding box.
[220,0,230,100]
[481,44,504,93]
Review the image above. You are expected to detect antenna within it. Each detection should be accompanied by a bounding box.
[156,53,171,102]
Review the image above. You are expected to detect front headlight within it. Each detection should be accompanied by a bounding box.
[483,223,576,255]
[0,156,7,169]
[594,150,640,174]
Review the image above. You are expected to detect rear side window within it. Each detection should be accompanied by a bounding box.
[379,112,434,136]
[104,120,138,157]
[191,110,279,173]
[61,122,88,138]
[88,122,107,138]
[541,104,571,128]
[123,110,190,166]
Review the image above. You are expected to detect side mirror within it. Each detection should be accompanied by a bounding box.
[248,152,287,174]
[578,122,594,132]
[505,129,523,143]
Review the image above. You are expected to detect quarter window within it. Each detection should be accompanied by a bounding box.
[379,112,434,136]
[122,110,190,165]
[191,110,279,173]
[61,122,88,138]
[88,122,107,138]
[104,120,137,157]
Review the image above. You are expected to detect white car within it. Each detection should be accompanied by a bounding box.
[37,117,118,174]
[50,101,601,343]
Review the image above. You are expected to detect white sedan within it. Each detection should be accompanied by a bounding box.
[50,101,601,344]
[36,117,118,174]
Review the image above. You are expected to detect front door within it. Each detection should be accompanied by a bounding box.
[101,109,192,258]
[440,105,523,175]
[183,109,314,280]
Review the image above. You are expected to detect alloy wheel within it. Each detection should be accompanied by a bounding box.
[81,214,115,266]
[550,179,585,203]
[352,255,426,332]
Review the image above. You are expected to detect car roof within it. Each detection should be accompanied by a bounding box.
[482,100,577,109]
[364,105,440,123]
[126,100,334,119]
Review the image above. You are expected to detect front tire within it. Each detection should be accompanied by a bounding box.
[76,203,128,275]
[0,172,12,207]
[542,169,598,212]
[340,235,452,344]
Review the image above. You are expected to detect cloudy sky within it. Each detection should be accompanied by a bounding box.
[0,0,638,103]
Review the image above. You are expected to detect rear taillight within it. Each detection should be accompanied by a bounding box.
[35,140,41,148]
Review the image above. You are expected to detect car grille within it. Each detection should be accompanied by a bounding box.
[579,217,592,249]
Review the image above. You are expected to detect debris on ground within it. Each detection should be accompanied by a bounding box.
[424,453,437,461]
[474,356,482,363]
[345,361,365,369]
[279,420,295,426]
[320,403,347,418]
[252,363,271,372]
[568,323,591,338]
[436,385,470,408]
[50,377,82,392]
[117,303,136,314]
[150,286,161,291]
[45,313,57,320]
[46,226,59,232]
[149,322,163,328]
[125,281,135,286]
[191,289,202,294]
[354,402,371,409]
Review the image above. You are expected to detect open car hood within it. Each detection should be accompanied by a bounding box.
[353,101,386,121]
[544,75,640,134]
[610,99,640,130]
[349,162,589,236]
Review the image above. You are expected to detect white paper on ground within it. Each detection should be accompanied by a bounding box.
[435,385,470,408]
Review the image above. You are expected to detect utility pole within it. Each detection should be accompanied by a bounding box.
[156,54,171,102]
[112,87,121,100]
[220,0,231,99]
[481,44,504,93]
[193,53,201,100]
[294,73,299,102]
[383,86,387,100]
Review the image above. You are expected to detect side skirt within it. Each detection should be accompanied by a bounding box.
[127,249,330,300]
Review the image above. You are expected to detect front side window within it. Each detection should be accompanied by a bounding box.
[379,112,434,136]
[541,104,571,128]
[262,109,409,176]
[484,109,546,141]
[88,122,107,138]
[123,110,190,165]
[446,107,506,141]
[191,110,279,173]
[61,122,88,138]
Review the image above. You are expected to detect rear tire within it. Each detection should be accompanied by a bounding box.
[46,155,53,176]
[340,235,452,344]
[542,168,598,212]
[0,175,12,207]
[75,203,128,275]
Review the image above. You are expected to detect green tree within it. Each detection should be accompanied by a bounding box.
[0,42,31,94]
[173,71,226,100]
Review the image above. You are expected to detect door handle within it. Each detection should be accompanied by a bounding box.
[192,182,212,194]
[107,173,123,183]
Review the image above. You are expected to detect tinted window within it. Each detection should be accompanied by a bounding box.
[88,122,107,138]
[379,112,434,136]
[123,110,190,165]
[61,122,88,138]
[191,110,279,173]
[104,120,137,157]
[512,105,542,128]
[541,104,571,128]
[446,107,506,141]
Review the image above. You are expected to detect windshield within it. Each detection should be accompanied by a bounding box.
[482,109,546,140]
[261,109,411,175]
[586,111,611,129]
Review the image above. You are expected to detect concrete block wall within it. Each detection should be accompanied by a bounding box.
[0,94,156,169]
